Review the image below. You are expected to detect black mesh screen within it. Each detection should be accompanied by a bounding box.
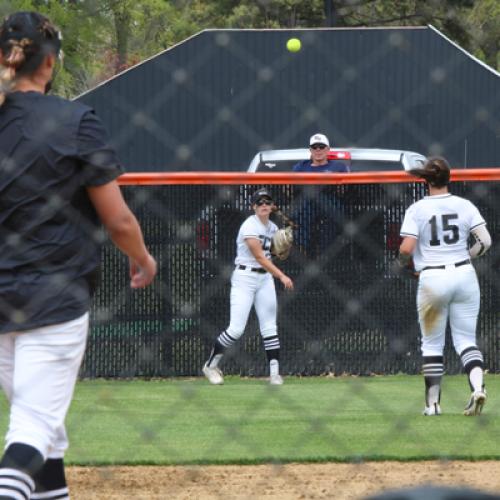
[81,181,499,378]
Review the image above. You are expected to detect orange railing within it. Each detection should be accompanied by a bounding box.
[118,169,500,185]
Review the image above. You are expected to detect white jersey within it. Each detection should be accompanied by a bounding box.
[400,193,485,271]
[234,215,277,268]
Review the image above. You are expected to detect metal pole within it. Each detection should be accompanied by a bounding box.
[324,0,336,27]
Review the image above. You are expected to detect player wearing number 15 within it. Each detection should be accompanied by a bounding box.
[399,157,491,417]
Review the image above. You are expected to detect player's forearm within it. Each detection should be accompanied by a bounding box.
[255,255,286,279]
[399,236,417,260]
[105,212,151,266]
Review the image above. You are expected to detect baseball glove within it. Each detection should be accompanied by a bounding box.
[271,226,293,260]
[393,254,419,279]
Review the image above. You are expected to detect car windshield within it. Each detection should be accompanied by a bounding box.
[348,160,403,172]
[248,148,427,173]
[256,158,404,172]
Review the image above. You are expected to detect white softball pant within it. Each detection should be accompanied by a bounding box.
[417,265,480,357]
[0,313,89,460]
[226,268,277,339]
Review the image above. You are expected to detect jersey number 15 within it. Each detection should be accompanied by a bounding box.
[429,213,459,246]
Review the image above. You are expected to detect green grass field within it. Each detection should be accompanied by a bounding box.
[1,374,498,466]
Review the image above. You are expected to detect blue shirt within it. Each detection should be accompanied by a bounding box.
[292,160,350,172]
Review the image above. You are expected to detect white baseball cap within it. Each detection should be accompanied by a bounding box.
[309,133,330,147]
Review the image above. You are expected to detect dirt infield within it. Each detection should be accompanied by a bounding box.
[68,461,500,499]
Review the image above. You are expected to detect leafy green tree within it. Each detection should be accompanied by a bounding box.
[0,0,497,97]
[468,0,500,70]
[0,0,106,96]
[196,0,497,70]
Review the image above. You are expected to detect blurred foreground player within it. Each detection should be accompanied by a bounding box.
[0,11,156,499]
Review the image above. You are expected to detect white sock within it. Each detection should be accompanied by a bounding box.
[427,385,441,406]
[270,359,279,377]
[469,367,484,392]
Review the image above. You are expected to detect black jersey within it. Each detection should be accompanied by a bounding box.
[0,91,123,333]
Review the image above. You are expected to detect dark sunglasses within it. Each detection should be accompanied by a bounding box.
[311,144,327,150]
[256,199,273,206]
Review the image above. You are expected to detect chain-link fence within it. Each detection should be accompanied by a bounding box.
[2,20,500,499]
[83,177,499,379]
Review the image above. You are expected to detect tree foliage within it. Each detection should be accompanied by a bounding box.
[468,0,500,70]
[0,0,497,98]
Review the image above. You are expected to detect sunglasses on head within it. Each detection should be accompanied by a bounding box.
[311,144,327,150]
[256,199,273,206]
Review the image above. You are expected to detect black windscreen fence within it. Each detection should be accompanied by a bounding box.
[82,181,499,378]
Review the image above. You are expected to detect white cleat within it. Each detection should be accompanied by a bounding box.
[423,402,441,416]
[464,390,487,416]
[202,363,224,385]
[269,374,284,386]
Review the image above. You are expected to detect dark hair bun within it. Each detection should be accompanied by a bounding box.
[0,11,61,69]
[0,11,61,104]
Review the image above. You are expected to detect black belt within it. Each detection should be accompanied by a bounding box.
[237,265,267,274]
[422,259,471,271]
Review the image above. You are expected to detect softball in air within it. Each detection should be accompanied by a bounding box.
[286,38,301,53]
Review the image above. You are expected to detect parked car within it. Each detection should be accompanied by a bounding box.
[196,148,427,278]
[247,148,426,173]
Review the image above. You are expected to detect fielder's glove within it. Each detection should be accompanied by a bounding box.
[393,253,419,279]
[271,226,293,261]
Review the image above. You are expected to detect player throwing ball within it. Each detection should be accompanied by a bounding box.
[399,157,491,416]
[0,11,156,500]
[203,189,294,386]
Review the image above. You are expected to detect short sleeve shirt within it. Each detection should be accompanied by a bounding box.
[0,91,123,333]
[234,215,277,268]
[400,193,485,271]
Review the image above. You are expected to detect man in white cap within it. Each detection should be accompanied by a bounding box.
[292,133,350,172]
[291,133,349,256]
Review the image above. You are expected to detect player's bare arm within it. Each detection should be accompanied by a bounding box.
[87,181,157,288]
[397,236,419,278]
[245,238,294,290]
[399,235,417,259]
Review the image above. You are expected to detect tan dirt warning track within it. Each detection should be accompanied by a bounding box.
[68,461,500,499]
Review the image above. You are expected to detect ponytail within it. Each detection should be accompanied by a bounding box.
[409,157,450,188]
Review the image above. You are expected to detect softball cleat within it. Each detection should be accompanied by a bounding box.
[269,374,284,386]
[463,390,486,416]
[202,363,224,385]
[423,403,441,416]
